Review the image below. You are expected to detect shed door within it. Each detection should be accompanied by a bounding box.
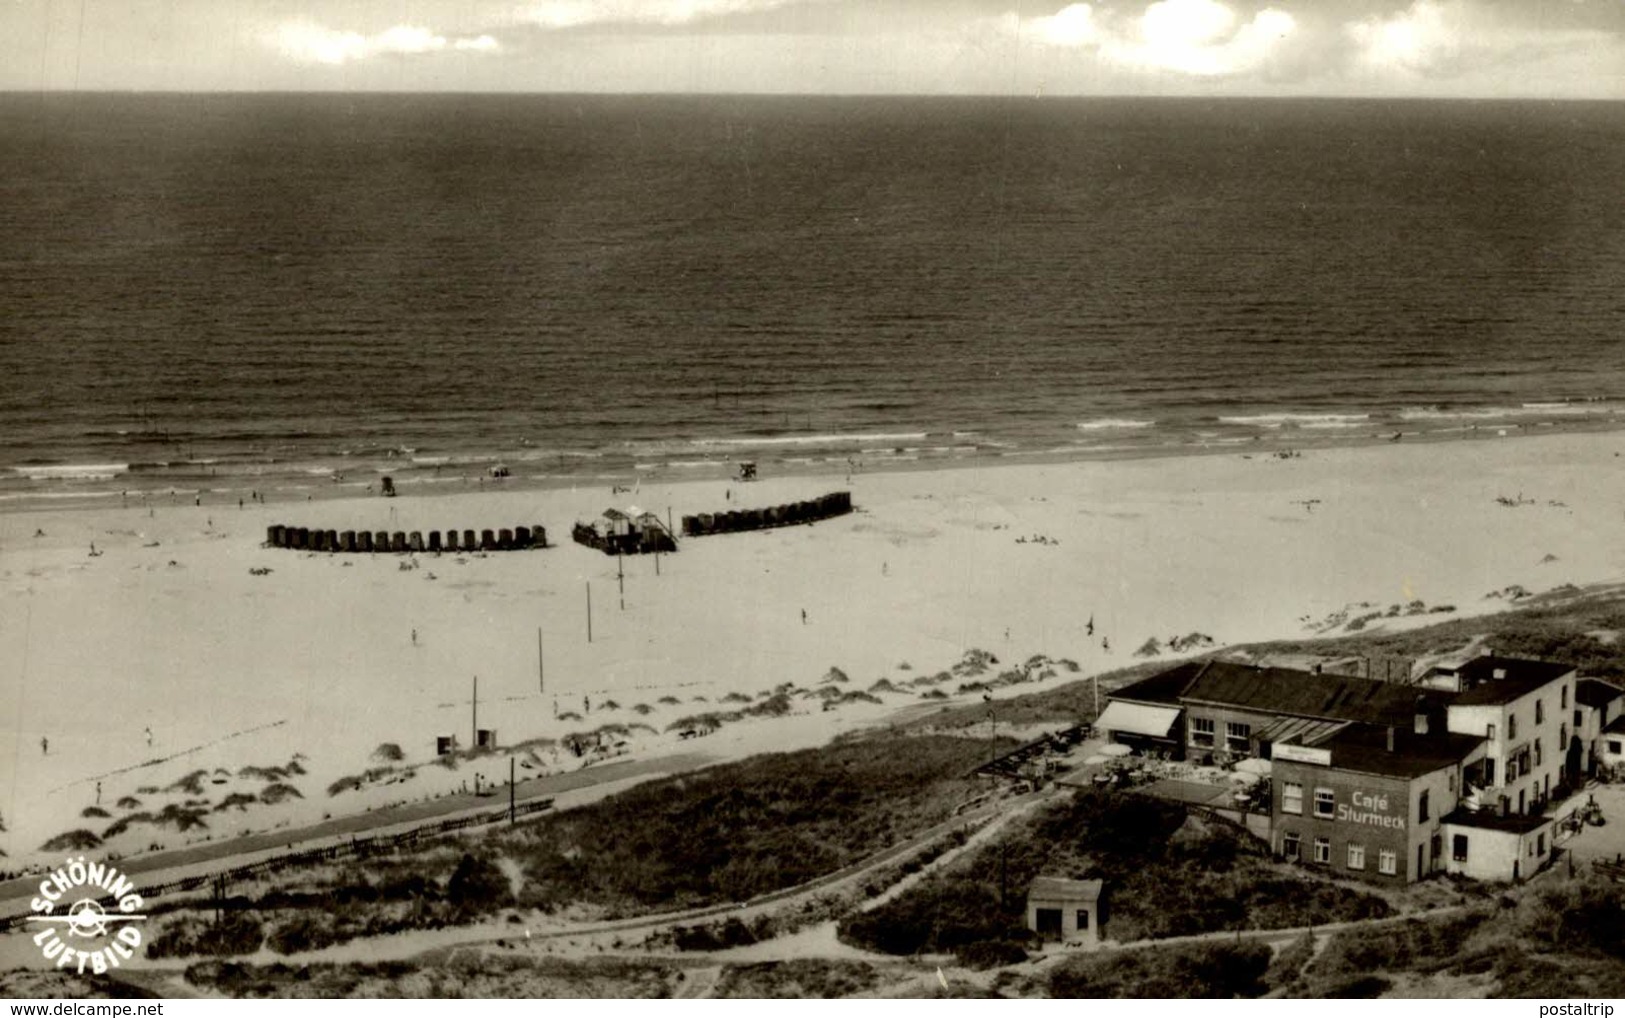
[1035,908,1063,938]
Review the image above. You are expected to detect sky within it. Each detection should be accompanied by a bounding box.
[2,0,1622,97]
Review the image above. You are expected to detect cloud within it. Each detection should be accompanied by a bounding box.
[1345,0,1614,78]
[1010,0,1296,77]
[268,21,501,64]
[1022,4,1102,48]
[1347,1,1464,73]
[516,0,804,30]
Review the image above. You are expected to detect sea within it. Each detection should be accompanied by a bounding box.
[2,94,1623,509]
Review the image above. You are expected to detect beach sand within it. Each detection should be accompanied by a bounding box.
[3,430,1624,866]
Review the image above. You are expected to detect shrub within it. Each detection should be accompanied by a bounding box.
[714,959,878,999]
[1049,941,1271,998]
[147,912,263,960]
[40,829,102,852]
[956,940,1030,970]
[1317,974,1393,998]
[448,853,510,915]
[265,913,340,955]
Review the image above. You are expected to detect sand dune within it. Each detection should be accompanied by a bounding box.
[3,431,1623,864]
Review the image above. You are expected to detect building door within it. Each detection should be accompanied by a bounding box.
[1518,789,1526,814]
[1417,843,1425,878]
[1431,834,1442,872]
[1035,908,1063,939]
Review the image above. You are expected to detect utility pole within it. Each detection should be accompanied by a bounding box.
[586,582,592,643]
[618,552,625,610]
[472,675,478,750]
[509,756,516,825]
[538,626,544,693]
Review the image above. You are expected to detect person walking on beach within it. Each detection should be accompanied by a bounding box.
[411,628,418,646]
[40,736,47,755]
[1086,615,1094,637]
[145,726,153,747]
[801,609,808,625]
[96,781,101,805]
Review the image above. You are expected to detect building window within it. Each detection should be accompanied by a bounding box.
[1537,833,1546,855]
[1282,832,1300,859]
[1487,723,1497,740]
[1314,788,1335,818]
[1562,686,1568,710]
[1347,843,1366,870]
[1509,714,1517,740]
[1282,782,1303,815]
[1379,850,1397,875]
[1611,740,1623,755]
[1226,721,1251,751]
[1485,758,1497,785]
[1191,717,1215,747]
[1534,739,1543,767]
[1449,770,1457,793]
[1418,789,1430,822]
[1536,700,1544,725]
[1575,710,1583,730]
[1076,909,1090,931]
[1313,837,1330,864]
[1453,834,1468,862]
[1561,724,1568,748]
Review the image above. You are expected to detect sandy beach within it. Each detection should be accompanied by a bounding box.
[4,429,1624,868]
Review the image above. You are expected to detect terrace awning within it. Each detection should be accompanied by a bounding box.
[1096,701,1181,739]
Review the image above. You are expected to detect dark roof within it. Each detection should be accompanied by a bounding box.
[1449,656,1575,706]
[1312,724,1485,779]
[1577,679,1624,710]
[1606,715,1625,735]
[1178,660,1450,725]
[1109,660,1207,707]
[1442,807,1554,835]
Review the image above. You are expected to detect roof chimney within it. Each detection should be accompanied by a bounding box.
[1386,725,1395,752]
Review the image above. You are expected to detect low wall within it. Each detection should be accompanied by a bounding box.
[266,524,548,552]
[681,491,852,538]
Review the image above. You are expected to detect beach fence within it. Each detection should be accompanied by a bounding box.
[681,491,852,538]
[266,524,548,553]
[0,797,556,933]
